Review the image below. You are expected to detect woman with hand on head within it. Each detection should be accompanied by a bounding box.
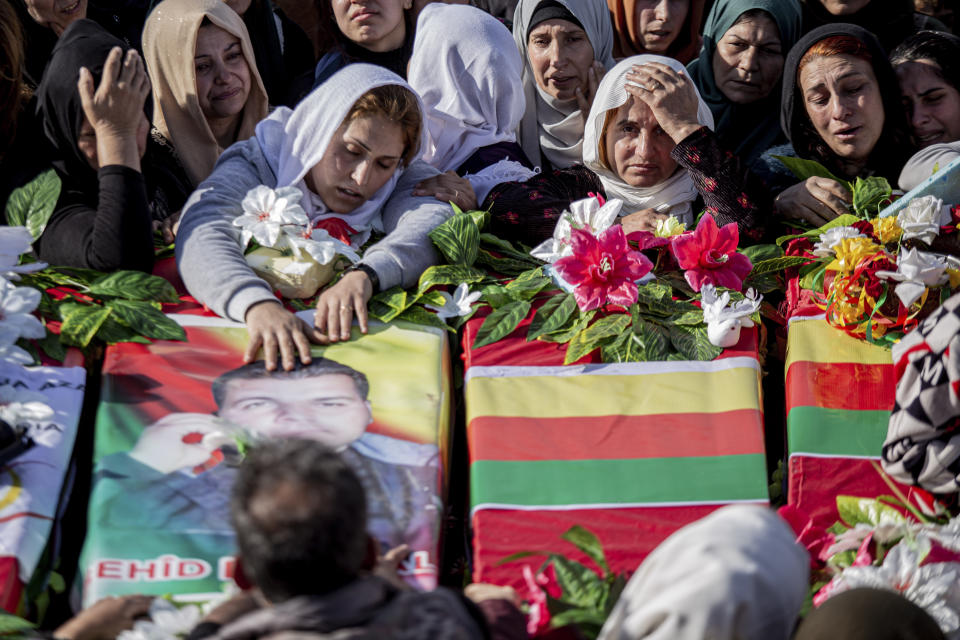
[176,64,452,371]
[312,0,414,85]
[143,0,269,191]
[768,25,912,228]
[33,20,191,271]
[892,31,960,192]
[486,55,773,244]
[406,3,536,213]
[607,0,705,64]
[687,0,801,169]
[513,0,616,170]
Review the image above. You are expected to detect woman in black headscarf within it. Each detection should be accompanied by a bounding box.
[35,20,191,272]
[762,23,912,227]
[800,0,947,55]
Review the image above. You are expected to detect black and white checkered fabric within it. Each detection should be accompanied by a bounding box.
[883,292,960,493]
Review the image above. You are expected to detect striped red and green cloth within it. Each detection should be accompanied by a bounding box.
[462,312,769,588]
[785,314,916,530]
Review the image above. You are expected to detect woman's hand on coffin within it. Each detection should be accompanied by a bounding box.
[774,177,851,226]
[575,60,606,116]
[244,301,325,372]
[129,413,229,473]
[626,62,703,144]
[620,208,668,234]
[54,594,154,640]
[412,171,478,211]
[314,269,373,343]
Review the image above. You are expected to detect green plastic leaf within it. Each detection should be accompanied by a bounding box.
[35,328,66,362]
[561,525,609,576]
[602,573,629,615]
[669,324,722,361]
[95,316,152,345]
[548,607,608,631]
[563,315,630,364]
[772,155,847,186]
[527,293,577,340]
[467,209,490,230]
[740,243,783,263]
[4,169,61,239]
[59,303,111,348]
[417,264,486,293]
[479,233,537,262]
[429,212,479,265]
[368,286,411,323]
[633,320,671,361]
[749,255,812,276]
[479,283,516,308]
[776,214,861,246]
[551,555,604,608]
[105,300,186,341]
[472,300,531,349]
[539,309,595,343]
[87,271,179,303]
[396,304,452,331]
[836,495,907,528]
[0,613,35,634]
[476,250,538,276]
[799,263,828,291]
[851,176,892,218]
[669,309,704,326]
[505,268,552,300]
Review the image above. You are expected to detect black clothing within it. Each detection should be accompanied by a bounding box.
[800,0,949,54]
[781,23,913,184]
[0,98,53,218]
[242,1,316,107]
[457,141,534,177]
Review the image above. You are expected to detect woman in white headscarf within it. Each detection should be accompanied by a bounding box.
[485,54,776,245]
[177,64,451,371]
[598,505,809,640]
[407,3,537,211]
[513,0,616,170]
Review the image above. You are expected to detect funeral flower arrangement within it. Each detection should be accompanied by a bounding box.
[781,468,960,637]
[782,195,960,345]
[393,194,793,363]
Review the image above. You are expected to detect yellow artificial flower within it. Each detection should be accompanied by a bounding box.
[654,216,686,238]
[870,216,903,244]
[828,237,882,275]
[948,268,960,289]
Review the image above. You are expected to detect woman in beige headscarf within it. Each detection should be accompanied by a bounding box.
[143,0,269,187]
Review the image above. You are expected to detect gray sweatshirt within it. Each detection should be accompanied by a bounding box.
[176,137,452,322]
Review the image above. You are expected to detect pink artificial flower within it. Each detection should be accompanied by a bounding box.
[554,226,653,312]
[670,214,752,292]
[778,505,834,568]
[536,563,562,599]
[626,230,671,251]
[523,564,551,636]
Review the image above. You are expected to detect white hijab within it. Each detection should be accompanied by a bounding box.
[408,3,525,173]
[598,505,809,640]
[254,64,428,245]
[513,0,616,170]
[582,55,714,225]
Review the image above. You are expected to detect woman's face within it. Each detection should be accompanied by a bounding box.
[800,53,884,163]
[306,115,405,214]
[332,0,409,53]
[194,24,252,125]
[634,0,688,53]
[604,97,678,188]
[896,59,960,148]
[816,0,871,15]
[23,0,87,36]
[711,12,783,104]
[76,113,149,170]
[527,18,595,102]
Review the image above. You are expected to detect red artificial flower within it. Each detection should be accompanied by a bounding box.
[313,217,357,245]
[851,220,879,242]
[554,226,653,311]
[778,505,833,569]
[784,237,815,257]
[670,214,752,292]
[861,255,897,299]
[523,564,552,636]
[625,230,670,251]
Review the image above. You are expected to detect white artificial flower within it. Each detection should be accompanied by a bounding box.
[812,226,865,258]
[283,227,361,266]
[897,195,947,245]
[233,185,309,248]
[875,248,949,308]
[700,284,762,348]
[425,283,481,319]
[147,599,203,637]
[0,385,53,426]
[530,196,623,263]
[0,227,46,280]
[823,541,960,634]
[0,278,44,346]
[0,343,35,366]
[654,216,686,238]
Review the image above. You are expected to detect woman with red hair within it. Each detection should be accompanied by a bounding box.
[761,24,912,227]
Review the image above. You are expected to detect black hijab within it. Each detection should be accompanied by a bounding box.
[800,0,920,54]
[780,23,912,183]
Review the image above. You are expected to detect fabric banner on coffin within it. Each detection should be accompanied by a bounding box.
[0,362,85,612]
[785,316,913,530]
[463,318,768,589]
[79,313,450,605]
